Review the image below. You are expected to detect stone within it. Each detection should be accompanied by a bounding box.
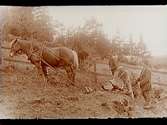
[85,86,94,94]
[102,79,124,91]
[102,81,114,91]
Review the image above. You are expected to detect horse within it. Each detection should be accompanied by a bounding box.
[9,38,79,85]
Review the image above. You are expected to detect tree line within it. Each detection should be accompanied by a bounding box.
[1,7,151,66]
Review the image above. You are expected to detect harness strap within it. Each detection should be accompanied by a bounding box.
[28,40,35,61]
[28,41,69,79]
[41,57,56,71]
[41,55,74,83]
[29,40,75,70]
[117,69,127,80]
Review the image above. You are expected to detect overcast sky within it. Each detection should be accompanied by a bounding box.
[48,6,167,56]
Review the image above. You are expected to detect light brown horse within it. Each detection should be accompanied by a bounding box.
[9,38,79,85]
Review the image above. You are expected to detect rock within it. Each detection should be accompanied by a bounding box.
[101,102,111,110]
[143,104,154,110]
[101,102,108,107]
[26,66,29,70]
[102,79,124,91]
[112,98,134,117]
[67,96,79,101]
[102,81,114,91]
[153,88,163,99]
[84,86,94,94]
[112,101,126,114]
[30,98,45,104]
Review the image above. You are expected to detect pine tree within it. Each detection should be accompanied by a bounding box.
[32,7,54,42]
[3,7,54,42]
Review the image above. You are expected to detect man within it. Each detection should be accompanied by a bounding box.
[130,72,141,99]
[137,59,152,109]
[113,66,135,100]
[109,55,118,76]
[108,55,134,99]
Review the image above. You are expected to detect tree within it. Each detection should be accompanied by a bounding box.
[81,18,111,58]
[136,35,147,57]
[111,32,123,56]
[3,7,54,43]
[57,18,112,66]
[3,7,35,40]
[32,7,54,42]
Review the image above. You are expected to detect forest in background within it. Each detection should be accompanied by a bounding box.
[1,7,152,66]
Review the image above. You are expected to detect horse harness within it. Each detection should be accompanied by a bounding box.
[27,41,43,65]
[28,41,73,71]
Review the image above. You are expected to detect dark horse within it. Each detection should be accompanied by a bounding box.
[9,38,79,85]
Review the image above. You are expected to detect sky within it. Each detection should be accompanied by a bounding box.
[48,6,167,56]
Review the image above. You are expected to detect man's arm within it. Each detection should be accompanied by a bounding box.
[137,68,145,82]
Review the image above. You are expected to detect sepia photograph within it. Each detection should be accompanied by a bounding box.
[0,6,167,118]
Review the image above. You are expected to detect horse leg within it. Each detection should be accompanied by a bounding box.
[41,64,48,79]
[70,65,75,83]
[35,62,47,87]
[69,65,76,84]
[65,66,75,86]
[42,65,50,85]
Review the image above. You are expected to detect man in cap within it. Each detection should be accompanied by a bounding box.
[137,58,153,109]
[113,66,135,100]
[109,55,118,76]
[108,56,134,100]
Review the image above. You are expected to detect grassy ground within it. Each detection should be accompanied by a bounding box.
[0,62,167,118]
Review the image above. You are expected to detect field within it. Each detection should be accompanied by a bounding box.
[1,59,167,118]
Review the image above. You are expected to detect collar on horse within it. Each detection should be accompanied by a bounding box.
[28,41,61,64]
[27,41,44,63]
[28,41,73,69]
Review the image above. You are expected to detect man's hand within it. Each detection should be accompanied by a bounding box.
[136,77,141,82]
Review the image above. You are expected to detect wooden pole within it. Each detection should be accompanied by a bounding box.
[94,61,97,83]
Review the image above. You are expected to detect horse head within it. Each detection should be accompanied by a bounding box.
[9,38,23,57]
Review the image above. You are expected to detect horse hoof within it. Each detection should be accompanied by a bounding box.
[43,84,48,89]
[71,82,75,86]
[66,83,74,87]
[71,84,75,87]
[66,82,75,87]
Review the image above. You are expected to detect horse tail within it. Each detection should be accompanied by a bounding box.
[72,50,79,69]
